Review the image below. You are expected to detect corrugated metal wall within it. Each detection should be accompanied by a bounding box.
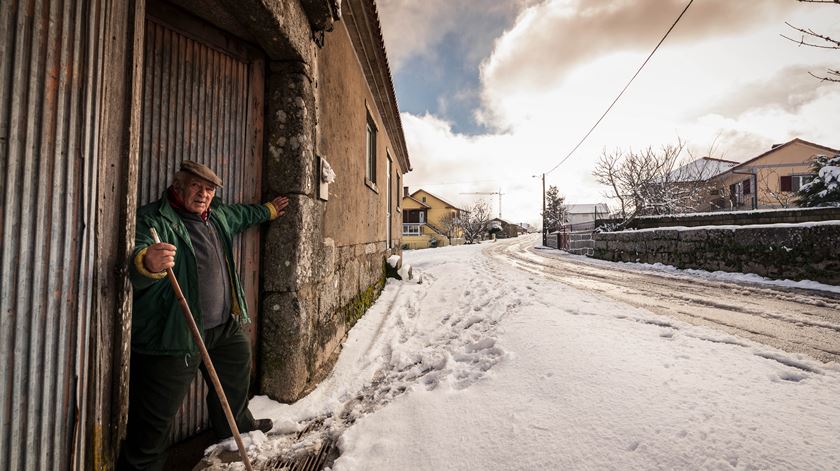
[138,13,262,443]
[0,0,103,469]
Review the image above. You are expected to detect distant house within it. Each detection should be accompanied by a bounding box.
[706,138,839,211]
[565,203,610,227]
[402,188,466,249]
[489,218,527,238]
[669,157,739,182]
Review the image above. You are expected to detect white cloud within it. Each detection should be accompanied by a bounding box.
[396,0,840,224]
[378,0,542,73]
[377,0,455,72]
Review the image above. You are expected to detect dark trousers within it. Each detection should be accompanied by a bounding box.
[117,318,256,471]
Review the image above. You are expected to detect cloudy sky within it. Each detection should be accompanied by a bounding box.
[377,0,840,226]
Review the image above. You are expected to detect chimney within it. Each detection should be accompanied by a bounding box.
[403,186,409,197]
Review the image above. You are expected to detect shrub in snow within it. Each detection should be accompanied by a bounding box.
[798,153,840,207]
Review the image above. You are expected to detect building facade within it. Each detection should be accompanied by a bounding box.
[0,0,410,467]
[401,188,465,249]
[707,139,837,211]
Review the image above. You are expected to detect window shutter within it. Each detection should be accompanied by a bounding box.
[780,175,792,192]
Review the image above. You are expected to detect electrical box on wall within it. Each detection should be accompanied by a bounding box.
[319,155,335,200]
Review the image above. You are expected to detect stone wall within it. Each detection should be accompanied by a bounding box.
[546,230,595,255]
[592,222,840,285]
[258,53,398,402]
[600,207,840,230]
[261,235,391,402]
[568,231,595,256]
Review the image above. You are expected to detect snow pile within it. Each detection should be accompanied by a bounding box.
[799,153,840,207]
[817,162,839,197]
[626,262,840,295]
[221,243,840,470]
[386,255,400,268]
[610,219,840,233]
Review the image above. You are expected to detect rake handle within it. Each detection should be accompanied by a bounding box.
[149,227,254,471]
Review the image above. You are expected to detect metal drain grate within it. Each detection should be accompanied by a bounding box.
[254,421,337,471]
[256,439,335,471]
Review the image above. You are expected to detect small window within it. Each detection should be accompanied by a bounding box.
[742,178,751,195]
[421,196,426,203]
[792,175,812,192]
[781,174,813,192]
[780,176,792,192]
[402,224,421,236]
[365,114,377,184]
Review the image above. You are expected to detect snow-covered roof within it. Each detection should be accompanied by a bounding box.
[566,203,609,214]
[491,218,527,230]
[669,157,738,182]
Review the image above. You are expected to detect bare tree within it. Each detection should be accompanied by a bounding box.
[437,210,462,243]
[593,139,718,223]
[781,1,840,82]
[461,200,492,244]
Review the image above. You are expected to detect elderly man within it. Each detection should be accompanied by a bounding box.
[118,161,289,470]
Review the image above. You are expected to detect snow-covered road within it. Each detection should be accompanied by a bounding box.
[489,235,840,363]
[203,237,840,470]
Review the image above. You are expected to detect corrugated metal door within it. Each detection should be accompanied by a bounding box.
[138,2,264,443]
[0,0,105,469]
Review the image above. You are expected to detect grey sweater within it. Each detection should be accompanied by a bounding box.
[177,210,232,330]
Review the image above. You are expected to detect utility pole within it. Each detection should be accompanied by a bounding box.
[541,173,546,247]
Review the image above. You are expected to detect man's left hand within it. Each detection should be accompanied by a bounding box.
[272,195,289,217]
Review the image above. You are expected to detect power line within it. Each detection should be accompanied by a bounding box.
[408,179,501,187]
[407,174,536,187]
[543,0,694,176]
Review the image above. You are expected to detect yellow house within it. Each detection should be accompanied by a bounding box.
[707,138,839,211]
[401,188,466,249]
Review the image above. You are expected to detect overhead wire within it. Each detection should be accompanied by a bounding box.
[543,0,695,176]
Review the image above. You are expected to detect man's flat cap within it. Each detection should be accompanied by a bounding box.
[180,160,223,188]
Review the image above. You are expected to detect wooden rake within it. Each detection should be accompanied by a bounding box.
[149,227,254,471]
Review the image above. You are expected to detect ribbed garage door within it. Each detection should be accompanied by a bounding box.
[138,1,264,443]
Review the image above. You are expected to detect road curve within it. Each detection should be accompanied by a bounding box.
[485,235,840,364]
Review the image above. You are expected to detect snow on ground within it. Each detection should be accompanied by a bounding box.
[531,247,840,295]
[216,242,840,470]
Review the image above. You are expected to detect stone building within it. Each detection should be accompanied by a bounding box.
[0,0,410,467]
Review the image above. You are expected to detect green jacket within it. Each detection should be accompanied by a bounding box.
[129,193,276,355]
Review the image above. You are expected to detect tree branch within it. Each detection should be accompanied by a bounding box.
[782,22,840,48]
[809,70,840,82]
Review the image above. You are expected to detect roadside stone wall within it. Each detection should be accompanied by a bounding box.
[568,231,595,256]
[546,231,595,255]
[600,207,840,230]
[592,223,840,285]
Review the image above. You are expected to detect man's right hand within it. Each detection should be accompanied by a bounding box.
[143,243,177,273]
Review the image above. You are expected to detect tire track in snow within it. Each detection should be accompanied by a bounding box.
[486,235,840,364]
